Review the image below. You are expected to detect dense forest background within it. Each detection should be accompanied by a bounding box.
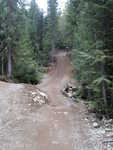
[0,0,58,83]
[0,0,113,117]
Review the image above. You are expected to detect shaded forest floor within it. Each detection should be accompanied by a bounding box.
[0,52,103,150]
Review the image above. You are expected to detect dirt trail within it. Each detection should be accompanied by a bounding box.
[0,52,102,150]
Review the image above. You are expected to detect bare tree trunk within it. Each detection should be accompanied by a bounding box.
[7,0,12,78]
[7,47,12,78]
[1,56,4,76]
[102,80,107,105]
[101,62,107,105]
[111,88,113,105]
[51,39,55,63]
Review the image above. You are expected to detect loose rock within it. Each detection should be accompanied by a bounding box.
[31,89,48,106]
[62,82,77,99]
[93,122,100,128]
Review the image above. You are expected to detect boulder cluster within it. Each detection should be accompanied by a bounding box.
[62,83,77,101]
[31,89,48,105]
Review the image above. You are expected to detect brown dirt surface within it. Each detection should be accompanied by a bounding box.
[0,52,103,150]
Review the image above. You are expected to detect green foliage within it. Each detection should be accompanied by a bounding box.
[88,100,113,118]
[13,29,40,84]
[0,0,51,83]
[93,77,111,86]
[47,0,58,61]
[65,0,113,116]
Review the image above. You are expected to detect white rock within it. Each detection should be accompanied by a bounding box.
[37,96,41,100]
[84,118,88,121]
[33,97,38,102]
[38,99,45,105]
[52,141,59,144]
[31,92,37,95]
[64,112,68,115]
[39,91,48,99]
[106,119,113,124]
[93,122,100,128]
[67,92,73,98]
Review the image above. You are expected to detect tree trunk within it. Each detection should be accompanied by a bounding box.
[101,62,107,105]
[7,0,12,78]
[7,47,12,78]
[102,80,107,105]
[110,88,113,105]
[51,39,55,63]
[1,56,4,76]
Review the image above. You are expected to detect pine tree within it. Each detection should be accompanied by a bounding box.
[65,0,113,115]
[47,0,58,62]
[0,0,21,77]
[0,0,43,83]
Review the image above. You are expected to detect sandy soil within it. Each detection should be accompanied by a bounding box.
[0,52,102,150]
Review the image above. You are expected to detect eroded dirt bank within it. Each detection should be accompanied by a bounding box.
[0,52,102,150]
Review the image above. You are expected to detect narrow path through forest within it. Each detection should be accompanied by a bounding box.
[0,52,102,150]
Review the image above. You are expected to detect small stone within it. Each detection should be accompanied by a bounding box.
[64,112,68,115]
[93,122,100,128]
[33,97,38,102]
[39,91,48,99]
[67,92,73,98]
[16,116,22,121]
[52,141,59,144]
[38,99,45,105]
[31,92,37,95]
[84,118,88,121]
